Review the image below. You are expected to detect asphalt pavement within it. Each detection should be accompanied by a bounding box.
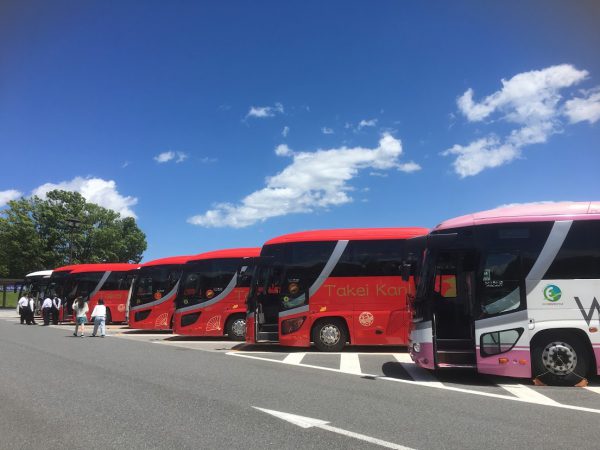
[1,310,599,450]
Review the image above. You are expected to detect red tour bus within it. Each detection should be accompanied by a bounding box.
[173,248,261,340]
[128,255,193,330]
[47,264,91,321]
[246,228,429,351]
[65,263,139,323]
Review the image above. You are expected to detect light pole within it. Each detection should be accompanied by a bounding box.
[65,217,82,264]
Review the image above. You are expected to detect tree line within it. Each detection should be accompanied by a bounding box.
[0,190,147,278]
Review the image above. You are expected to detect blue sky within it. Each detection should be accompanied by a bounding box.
[1,0,599,262]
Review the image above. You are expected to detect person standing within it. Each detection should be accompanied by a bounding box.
[17,295,28,324]
[91,299,106,337]
[51,295,62,325]
[26,295,37,325]
[72,297,89,337]
[41,296,53,325]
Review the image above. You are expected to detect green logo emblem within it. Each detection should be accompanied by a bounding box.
[543,285,562,302]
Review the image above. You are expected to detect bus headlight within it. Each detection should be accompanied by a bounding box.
[281,317,306,335]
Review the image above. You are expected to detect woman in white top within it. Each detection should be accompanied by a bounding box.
[72,297,89,337]
[91,299,107,337]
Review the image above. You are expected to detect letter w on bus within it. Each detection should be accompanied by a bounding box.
[574,297,600,325]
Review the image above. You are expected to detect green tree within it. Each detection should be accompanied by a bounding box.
[0,190,147,277]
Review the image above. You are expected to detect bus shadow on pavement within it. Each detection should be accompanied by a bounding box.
[230,344,409,353]
[121,329,174,335]
[164,335,231,341]
[381,362,506,386]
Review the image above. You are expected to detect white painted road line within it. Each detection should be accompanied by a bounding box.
[393,354,445,387]
[340,353,362,374]
[498,384,560,406]
[254,407,415,450]
[584,386,600,395]
[230,352,600,415]
[283,352,306,365]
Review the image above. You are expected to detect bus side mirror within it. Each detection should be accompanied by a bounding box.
[401,263,412,282]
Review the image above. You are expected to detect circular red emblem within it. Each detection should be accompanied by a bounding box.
[358,311,374,327]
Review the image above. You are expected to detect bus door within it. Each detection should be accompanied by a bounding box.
[474,250,530,377]
[432,251,477,368]
[253,263,282,342]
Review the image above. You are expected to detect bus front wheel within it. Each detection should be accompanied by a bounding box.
[532,332,590,386]
[226,315,246,341]
[312,319,347,352]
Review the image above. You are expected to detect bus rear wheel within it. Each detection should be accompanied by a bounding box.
[226,315,246,341]
[312,319,347,352]
[532,332,590,386]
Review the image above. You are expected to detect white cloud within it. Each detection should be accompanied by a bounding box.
[398,161,422,173]
[188,134,420,228]
[447,64,593,177]
[154,151,175,163]
[274,144,293,157]
[32,177,138,218]
[154,151,187,163]
[457,64,588,123]
[564,87,600,124]
[497,201,566,209]
[0,189,22,207]
[443,137,521,178]
[357,119,378,129]
[121,161,130,168]
[321,127,334,135]
[282,126,290,137]
[199,157,218,163]
[246,102,284,119]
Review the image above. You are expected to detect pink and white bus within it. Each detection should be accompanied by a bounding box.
[407,201,600,385]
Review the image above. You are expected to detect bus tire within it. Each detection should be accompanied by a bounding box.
[226,315,246,341]
[312,318,347,352]
[531,332,590,386]
[105,308,112,326]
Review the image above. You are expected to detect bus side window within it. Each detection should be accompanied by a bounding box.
[434,274,457,298]
[480,251,522,316]
[545,220,600,279]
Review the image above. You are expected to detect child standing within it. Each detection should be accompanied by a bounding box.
[91,299,107,337]
[72,297,89,337]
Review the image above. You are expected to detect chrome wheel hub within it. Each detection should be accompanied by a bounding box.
[320,325,340,346]
[231,319,246,337]
[542,341,577,375]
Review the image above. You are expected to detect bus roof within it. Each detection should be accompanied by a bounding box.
[25,270,53,278]
[141,255,195,267]
[52,264,83,273]
[435,201,600,231]
[186,248,261,262]
[264,228,429,245]
[67,263,140,274]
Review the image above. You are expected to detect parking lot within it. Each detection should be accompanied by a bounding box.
[20,313,598,416]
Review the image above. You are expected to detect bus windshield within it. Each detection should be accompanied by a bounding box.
[131,266,182,307]
[48,272,76,300]
[251,241,336,310]
[72,272,104,299]
[177,258,242,309]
